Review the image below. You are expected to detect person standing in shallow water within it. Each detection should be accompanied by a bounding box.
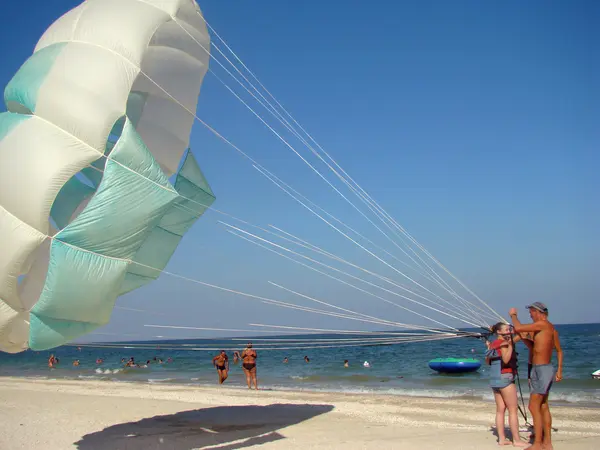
[484,323,528,447]
[510,303,561,450]
[212,350,229,385]
[241,343,258,390]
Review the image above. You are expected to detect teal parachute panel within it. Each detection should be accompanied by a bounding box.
[0,112,31,140]
[28,118,179,350]
[29,240,128,350]
[4,43,67,115]
[0,0,213,354]
[57,119,177,260]
[119,150,215,294]
[177,149,215,200]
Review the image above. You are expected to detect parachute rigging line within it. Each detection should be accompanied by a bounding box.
[74,334,456,348]
[45,229,475,337]
[41,58,496,334]
[254,171,496,323]
[161,13,494,323]
[19,6,501,344]
[0,2,507,353]
[66,20,501,331]
[69,334,463,352]
[145,324,449,337]
[24,44,499,336]
[509,332,531,427]
[176,24,482,315]
[264,223,498,324]
[126,260,459,334]
[223,222,486,329]
[192,13,498,322]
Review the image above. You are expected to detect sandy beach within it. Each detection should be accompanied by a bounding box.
[0,377,598,449]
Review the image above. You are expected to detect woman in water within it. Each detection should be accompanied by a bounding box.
[241,343,258,390]
[485,322,528,447]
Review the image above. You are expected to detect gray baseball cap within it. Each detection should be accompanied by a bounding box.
[526,302,548,313]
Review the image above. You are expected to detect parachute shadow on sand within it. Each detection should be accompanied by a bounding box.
[74,403,334,450]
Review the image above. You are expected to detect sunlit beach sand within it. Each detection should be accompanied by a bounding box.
[0,377,598,449]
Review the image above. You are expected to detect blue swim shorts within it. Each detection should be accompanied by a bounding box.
[530,364,556,395]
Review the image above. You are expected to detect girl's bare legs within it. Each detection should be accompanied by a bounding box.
[500,384,528,447]
[494,390,510,445]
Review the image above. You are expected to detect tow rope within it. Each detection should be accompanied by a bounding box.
[510,332,531,427]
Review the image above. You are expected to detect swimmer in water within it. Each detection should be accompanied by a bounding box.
[344,360,349,368]
[212,350,229,385]
[241,343,258,390]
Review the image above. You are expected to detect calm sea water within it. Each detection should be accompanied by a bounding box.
[1,324,599,407]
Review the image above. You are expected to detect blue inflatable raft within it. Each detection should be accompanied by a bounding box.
[428,358,481,374]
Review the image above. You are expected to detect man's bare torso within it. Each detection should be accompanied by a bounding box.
[531,321,555,365]
[214,355,227,367]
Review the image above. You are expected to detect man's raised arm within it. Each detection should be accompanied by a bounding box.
[509,308,547,333]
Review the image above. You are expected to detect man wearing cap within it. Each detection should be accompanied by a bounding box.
[509,302,560,450]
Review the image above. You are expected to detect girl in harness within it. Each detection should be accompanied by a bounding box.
[485,323,528,447]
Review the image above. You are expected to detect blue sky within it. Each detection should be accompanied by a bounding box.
[1,1,598,340]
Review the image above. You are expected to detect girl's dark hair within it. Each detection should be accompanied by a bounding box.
[490,322,505,334]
